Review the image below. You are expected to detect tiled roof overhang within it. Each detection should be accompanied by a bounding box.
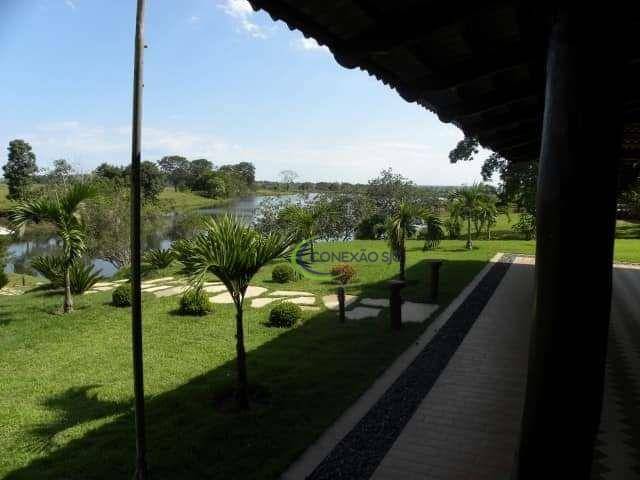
[248,1,640,169]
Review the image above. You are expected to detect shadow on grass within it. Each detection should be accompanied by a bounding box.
[5,257,488,480]
[30,385,129,448]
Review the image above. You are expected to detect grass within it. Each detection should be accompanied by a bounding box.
[0,231,638,479]
[0,239,538,480]
[0,184,13,214]
[158,187,231,210]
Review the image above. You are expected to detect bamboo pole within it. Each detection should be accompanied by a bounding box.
[130,0,148,478]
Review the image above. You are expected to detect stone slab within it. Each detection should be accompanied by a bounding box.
[154,285,188,297]
[401,302,439,323]
[361,298,390,308]
[270,290,314,297]
[251,297,285,308]
[346,306,382,320]
[322,294,358,311]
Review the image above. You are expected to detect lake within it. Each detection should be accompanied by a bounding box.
[3,193,309,278]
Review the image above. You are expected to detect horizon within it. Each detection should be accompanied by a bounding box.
[0,0,492,186]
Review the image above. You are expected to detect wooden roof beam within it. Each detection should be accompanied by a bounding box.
[346,1,510,53]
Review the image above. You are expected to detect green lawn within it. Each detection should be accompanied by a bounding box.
[158,187,231,210]
[0,184,12,214]
[0,239,530,479]
[0,238,638,479]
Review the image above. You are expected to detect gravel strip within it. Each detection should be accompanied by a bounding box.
[307,254,515,480]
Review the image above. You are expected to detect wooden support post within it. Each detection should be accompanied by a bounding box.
[514,8,623,478]
[425,260,443,303]
[389,280,406,330]
[337,286,346,323]
[130,0,147,478]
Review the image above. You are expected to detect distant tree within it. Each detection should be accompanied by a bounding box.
[232,162,256,187]
[189,158,213,178]
[158,155,190,191]
[366,168,415,216]
[449,184,487,250]
[279,170,299,190]
[124,161,164,203]
[387,202,424,280]
[49,159,74,185]
[3,140,38,200]
[94,163,126,181]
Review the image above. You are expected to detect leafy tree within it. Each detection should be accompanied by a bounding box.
[221,162,255,187]
[3,140,38,200]
[158,155,190,191]
[124,161,164,203]
[48,159,74,185]
[176,215,293,409]
[386,202,424,280]
[355,213,387,240]
[278,170,299,190]
[9,183,95,312]
[94,163,126,181]
[187,158,213,186]
[449,184,486,250]
[366,168,415,217]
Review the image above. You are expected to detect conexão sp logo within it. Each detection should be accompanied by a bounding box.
[289,238,396,282]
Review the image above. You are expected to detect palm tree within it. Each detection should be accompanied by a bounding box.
[9,183,95,313]
[420,212,445,250]
[177,215,293,409]
[278,203,325,253]
[387,202,424,280]
[477,196,499,240]
[449,184,485,250]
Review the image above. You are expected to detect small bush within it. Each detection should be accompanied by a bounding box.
[179,288,213,316]
[272,264,295,283]
[269,302,302,328]
[112,285,132,307]
[143,248,174,270]
[330,263,357,285]
[0,271,8,289]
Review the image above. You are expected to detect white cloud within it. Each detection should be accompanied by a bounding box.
[188,15,200,24]
[291,37,329,53]
[217,0,267,39]
[6,121,239,171]
[64,0,76,10]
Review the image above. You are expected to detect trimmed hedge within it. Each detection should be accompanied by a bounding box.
[272,264,295,283]
[112,285,132,307]
[269,301,302,328]
[179,288,213,316]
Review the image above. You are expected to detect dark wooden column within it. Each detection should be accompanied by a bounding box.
[514,9,623,478]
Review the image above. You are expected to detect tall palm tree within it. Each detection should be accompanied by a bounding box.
[177,215,293,409]
[9,183,95,313]
[477,196,499,240]
[387,202,424,280]
[449,184,485,250]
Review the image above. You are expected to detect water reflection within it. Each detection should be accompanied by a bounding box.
[4,194,305,277]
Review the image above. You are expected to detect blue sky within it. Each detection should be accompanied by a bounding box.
[0,0,488,185]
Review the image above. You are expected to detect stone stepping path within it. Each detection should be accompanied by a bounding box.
[322,294,358,311]
[0,287,23,296]
[251,297,285,308]
[346,306,382,320]
[401,301,439,323]
[210,286,268,304]
[361,298,390,308]
[270,290,314,297]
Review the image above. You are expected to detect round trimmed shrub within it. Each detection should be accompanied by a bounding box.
[0,271,8,289]
[179,288,213,316]
[112,284,132,307]
[272,264,295,283]
[269,302,302,328]
[330,263,357,285]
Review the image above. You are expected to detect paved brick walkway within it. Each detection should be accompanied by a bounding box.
[283,256,640,479]
[371,256,534,480]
